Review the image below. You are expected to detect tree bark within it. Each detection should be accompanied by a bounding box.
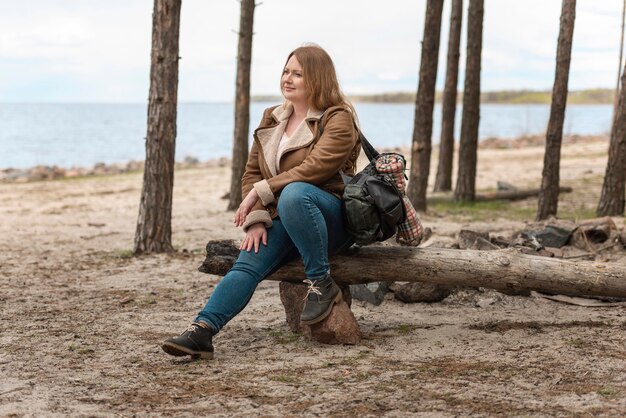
[453,0,484,202]
[537,0,576,221]
[614,0,626,124]
[407,0,444,212]
[200,240,626,299]
[434,0,463,192]
[134,0,182,254]
[227,0,255,211]
[597,59,626,216]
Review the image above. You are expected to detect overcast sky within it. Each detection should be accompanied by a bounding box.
[0,0,623,103]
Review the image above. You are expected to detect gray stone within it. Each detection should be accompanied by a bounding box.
[497,181,518,191]
[349,282,389,306]
[458,230,499,250]
[522,225,574,248]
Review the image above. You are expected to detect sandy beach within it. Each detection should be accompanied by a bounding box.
[2,136,626,416]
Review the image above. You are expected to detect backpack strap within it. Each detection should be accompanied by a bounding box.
[318,109,381,185]
[318,112,380,161]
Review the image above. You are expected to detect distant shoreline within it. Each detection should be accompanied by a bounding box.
[253,88,616,105]
[1,90,614,106]
[0,134,607,184]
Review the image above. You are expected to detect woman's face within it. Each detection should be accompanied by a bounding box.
[281,55,308,104]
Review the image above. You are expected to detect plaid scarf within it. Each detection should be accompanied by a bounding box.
[375,154,424,246]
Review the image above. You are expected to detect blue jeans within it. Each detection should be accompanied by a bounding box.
[195,182,353,332]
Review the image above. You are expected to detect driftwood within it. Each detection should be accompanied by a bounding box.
[200,239,626,344]
[200,240,626,299]
[474,186,573,202]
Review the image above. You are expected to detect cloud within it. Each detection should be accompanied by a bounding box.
[0,0,624,102]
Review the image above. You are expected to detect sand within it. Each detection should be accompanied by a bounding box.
[2,137,626,417]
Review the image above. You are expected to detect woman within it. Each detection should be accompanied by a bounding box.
[162,44,361,360]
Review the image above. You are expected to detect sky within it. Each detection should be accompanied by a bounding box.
[0,0,623,103]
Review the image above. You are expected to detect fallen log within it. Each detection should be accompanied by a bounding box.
[474,186,573,202]
[200,240,626,299]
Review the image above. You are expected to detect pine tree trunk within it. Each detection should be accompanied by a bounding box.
[407,0,444,211]
[134,0,181,254]
[434,0,463,192]
[227,0,255,211]
[453,0,483,202]
[614,0,626,124]
[537,0,576,221]
[597,61,626,216]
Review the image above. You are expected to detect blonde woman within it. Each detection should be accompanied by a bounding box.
[163,45,361,359]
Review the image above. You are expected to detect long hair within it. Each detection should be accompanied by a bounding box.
[281,44,356,116]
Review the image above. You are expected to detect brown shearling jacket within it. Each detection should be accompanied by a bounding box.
[241,103,361,231]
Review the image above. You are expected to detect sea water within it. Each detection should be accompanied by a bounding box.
[0,102,612,169]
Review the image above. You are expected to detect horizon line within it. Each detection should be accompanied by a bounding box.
[0,87,617,106]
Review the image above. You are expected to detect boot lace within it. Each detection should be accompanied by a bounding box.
[184,323,201,334]
[303,279,322,300]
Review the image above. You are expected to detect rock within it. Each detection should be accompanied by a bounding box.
[458,230,499,250]
[522,225,574,248]
[391,282,452,303]
[109,163,125,174]
[183,156,200,165]
[490,235,511,248]
[301,299,362,345]
[65,169,83,178]
[349,282,389,306]
[0,168,27,182]
[27,165,66,181]
[126,160,144,172]
[497,181,518,191]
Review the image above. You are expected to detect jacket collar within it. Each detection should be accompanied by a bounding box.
[271,102,324,122]
[257,103,324,176]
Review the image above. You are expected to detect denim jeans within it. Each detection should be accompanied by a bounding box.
[195,182,353,332]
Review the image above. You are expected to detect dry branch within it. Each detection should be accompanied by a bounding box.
[475,186,573,202]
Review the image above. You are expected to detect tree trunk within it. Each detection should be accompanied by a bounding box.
[227,0,255,211]
[537,0,576,221]
[614,0,626,124]
[597,60,626,216]
[407,0,444,212]
[200,240,626,299]
[453,0,484,202]
[134,0,182,254]
[434,0,463,192]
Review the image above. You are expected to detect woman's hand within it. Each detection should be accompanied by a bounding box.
[234,189,259,227]
[240,223,267,253]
